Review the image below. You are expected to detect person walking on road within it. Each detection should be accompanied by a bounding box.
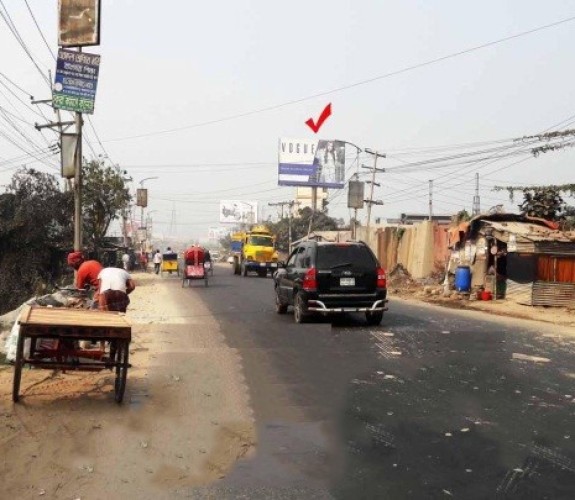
[97,267,136,312]
[153,249,162,274]
[139,251,148,272]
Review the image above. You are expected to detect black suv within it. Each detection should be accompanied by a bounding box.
[273,241,388,325]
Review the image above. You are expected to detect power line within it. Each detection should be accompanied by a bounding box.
[23,0,56,61]
[0,1,51,87]
[103,14,575,143]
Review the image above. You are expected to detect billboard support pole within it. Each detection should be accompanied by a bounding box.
[73,49,83,252]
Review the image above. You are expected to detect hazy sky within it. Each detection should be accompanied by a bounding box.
[1,1,575,242]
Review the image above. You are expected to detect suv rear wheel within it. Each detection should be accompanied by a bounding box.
[294,292,310,324]
[275,288,288,314]
[365,311,383,326]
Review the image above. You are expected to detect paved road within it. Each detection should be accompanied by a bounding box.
[187,264,575,499]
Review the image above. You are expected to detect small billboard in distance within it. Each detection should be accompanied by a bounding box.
[278,138,346,189]
[220,200,258,224]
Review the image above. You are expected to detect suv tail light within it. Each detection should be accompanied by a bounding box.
[303,267,317,291]
[376,267,387,289]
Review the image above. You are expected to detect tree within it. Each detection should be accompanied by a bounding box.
[493,184,575,222]
[82,160,131,251]
[267,207,341,252]
[0,168,73,313]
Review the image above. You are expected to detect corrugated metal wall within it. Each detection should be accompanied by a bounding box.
[532,281,575,307]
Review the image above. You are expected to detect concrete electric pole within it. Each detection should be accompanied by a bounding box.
[362,149,386,239]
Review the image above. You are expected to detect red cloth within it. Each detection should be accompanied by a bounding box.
[67,251,84,267]
[184,246,205,264]
[76,260,103,292]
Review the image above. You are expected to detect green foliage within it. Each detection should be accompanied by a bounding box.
[82,160,131,251]
[0,168,73,314]
[452,209,471,224]
[267,207,341,252]
[518,188,567,220]
[493,183,575,223]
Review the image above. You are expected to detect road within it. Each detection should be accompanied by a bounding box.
[190,264,575,499]
[2,264,575,499]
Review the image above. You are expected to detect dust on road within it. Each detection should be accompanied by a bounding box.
[0,272,255,500]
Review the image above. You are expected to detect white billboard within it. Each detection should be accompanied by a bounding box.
[220,200,259,224]
[278,138,346,189]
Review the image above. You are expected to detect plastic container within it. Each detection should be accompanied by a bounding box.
[454,265,472,292]
[480,290,493,301]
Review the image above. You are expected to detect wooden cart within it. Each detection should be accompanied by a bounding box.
[12,306,132,404]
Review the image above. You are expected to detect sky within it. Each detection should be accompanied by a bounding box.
[1,0,575,244]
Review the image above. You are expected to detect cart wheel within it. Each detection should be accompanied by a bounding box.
[114,341,129,404]
[12,332,25,403]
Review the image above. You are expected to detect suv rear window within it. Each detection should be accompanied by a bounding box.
[316,245,377,270]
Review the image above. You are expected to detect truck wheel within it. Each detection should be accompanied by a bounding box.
[294,292,309,324]
[365,311,384,326]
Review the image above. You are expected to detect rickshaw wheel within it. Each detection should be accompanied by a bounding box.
[114,340,129,404]
[12,331,25,402]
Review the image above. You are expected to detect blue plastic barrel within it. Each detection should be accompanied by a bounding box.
[454,265,471,292]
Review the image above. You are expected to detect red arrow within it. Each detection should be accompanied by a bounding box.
[305,103,332,133]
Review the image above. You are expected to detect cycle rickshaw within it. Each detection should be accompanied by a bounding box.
[182,246,209,287]
[161,251,179,276]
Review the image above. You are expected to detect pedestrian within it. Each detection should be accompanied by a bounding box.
[139,251,148,272]
[97,266,136,312]
[67,251,103,306]
[121,251,130,271]
[153,249,162,274]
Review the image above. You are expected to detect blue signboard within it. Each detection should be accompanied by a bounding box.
[278,138,346,189]
[53,49,100,114]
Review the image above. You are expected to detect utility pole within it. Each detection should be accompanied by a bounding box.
[269,200,297,253]
[472,172,481,216]
[74,100,83,251]
[362,149,386,239]
[428,180,433,221]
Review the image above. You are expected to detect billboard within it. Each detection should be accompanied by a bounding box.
[278,138,346,189]
[58,0,101,47]
[53,49,100,114]
[220,200,258,224]
[136,188,148,208]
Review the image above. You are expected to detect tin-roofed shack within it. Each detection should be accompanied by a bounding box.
[448,213,575,307]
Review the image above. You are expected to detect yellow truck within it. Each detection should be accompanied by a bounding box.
[231,225,279,277]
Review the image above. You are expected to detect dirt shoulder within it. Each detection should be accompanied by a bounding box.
[0,272,255,500]
[389,282,575,328]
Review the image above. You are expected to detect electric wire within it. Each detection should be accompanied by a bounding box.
[102,14,575,143]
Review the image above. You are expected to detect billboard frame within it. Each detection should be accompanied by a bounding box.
[58,0,102,48]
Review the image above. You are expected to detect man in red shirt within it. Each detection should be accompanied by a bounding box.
[67,252,103,304]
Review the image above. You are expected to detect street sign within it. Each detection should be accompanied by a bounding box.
[348,180,365,209]
[61,132,78,178]
[53,49,100,114]
[136,189,148,208]
[58,0,101,47]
